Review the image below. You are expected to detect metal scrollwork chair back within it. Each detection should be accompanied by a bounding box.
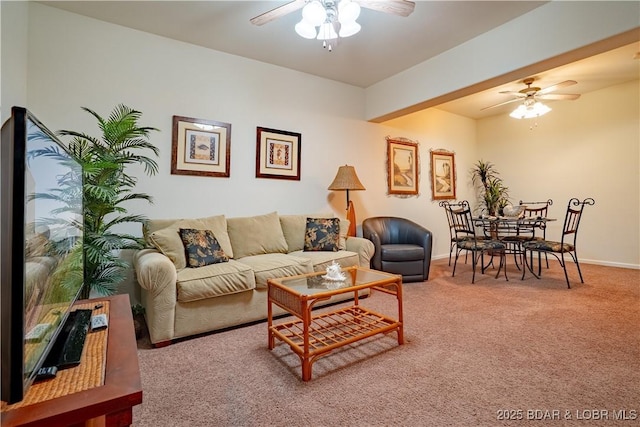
[447,201,508,284]
[501,199,553,270]
[521,198,595,288]
[439,200,470,266]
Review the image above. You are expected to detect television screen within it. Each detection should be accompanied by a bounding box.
[1,107,84,404]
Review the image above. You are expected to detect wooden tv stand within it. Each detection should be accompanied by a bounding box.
[1,294,142,427]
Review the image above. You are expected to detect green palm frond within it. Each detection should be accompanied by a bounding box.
[50,104,160,298]
[471,160,509,215]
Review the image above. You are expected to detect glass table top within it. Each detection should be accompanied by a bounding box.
[272,267,399,296]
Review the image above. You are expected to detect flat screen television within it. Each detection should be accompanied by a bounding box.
[1,106,84,404]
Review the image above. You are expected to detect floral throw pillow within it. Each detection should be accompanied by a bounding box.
[179,228,229,268]
[303,218,340,252]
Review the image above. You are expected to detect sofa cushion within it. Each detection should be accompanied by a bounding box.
[198,215,234,258]
[179,228,229,268]
[148,219,206,270]
[288,249,360,272]
[235,253,313,288]
[227,212,288,258]
[176,259,256,302]
[147,215,232,269]
[304,218,340,252]
[280,214,348,252]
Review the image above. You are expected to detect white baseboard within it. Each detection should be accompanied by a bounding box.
[580,259,640,270]
[432,253,640,270]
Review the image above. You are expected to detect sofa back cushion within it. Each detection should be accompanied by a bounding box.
[147,215,232,269]
[226,211,288,258]
[280,214,348,252]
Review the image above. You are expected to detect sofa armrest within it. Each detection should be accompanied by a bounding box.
[345,236,376,268]
[133,248,178,345]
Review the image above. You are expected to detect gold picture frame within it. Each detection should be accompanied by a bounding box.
[387,137,419,196]
[430,150,456,200]
[171,115,231,177]
[255,127,301,180]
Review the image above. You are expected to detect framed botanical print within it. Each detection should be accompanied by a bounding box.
[255,127,301,180]
[430,149,456,200]
[171,115,231,177]
[387,137,419,196]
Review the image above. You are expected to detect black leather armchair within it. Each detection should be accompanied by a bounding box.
[362,217,433,282]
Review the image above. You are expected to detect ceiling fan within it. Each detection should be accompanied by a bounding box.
[482,77,581,111]
[250,0,415,27]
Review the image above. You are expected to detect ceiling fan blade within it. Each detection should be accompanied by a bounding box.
[357,0,416,17]
[537,93,581,101]
[537,80,577,95]
[498,90,527,98]
[250,0,306,26]
[481,98,521,111]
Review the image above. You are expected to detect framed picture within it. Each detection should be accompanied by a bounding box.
[171,115,231,177]
[387,137,419,196]
[255,127,301,180]
[430,150,456,200]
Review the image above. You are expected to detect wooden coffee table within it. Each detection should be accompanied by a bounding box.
[267,266,403,381]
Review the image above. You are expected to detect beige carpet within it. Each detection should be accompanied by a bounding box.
[133,260,639,426]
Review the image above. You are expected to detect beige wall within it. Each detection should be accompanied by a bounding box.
[1,1,29,122]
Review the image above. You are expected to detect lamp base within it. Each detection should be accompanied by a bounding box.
[346,200,356,237]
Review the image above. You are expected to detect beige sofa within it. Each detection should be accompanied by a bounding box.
[133,211,375,346]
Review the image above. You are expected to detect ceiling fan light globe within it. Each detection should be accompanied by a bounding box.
[338,0,361,23]
[510,101,551,119]
[509,104,527,119]
[317,22,338,40]
[295,19,317,39]
[302,1,326,27]
[532,102,551,116]
[339,21,361,37]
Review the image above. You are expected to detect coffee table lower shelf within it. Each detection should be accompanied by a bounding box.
[270,305,402,380]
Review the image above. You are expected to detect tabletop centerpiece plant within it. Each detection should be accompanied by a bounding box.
[471,160,510,216]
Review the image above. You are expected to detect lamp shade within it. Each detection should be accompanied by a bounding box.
[328,165,366,191]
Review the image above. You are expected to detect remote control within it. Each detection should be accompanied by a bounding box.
[90,313,108,331]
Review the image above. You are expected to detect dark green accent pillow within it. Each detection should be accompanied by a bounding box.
[303,218,340,252]
[179,228,229,268]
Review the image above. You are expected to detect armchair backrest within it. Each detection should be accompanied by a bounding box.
[362,217,426,245]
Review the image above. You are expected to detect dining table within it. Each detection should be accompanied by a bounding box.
[473,215,556,273]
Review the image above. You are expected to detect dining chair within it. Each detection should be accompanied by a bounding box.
[521,198,595,288]
[502,199,553,270]
[439,200,468,266]
[447,201,508,283]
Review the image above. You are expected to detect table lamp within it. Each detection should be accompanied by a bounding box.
[328,165,365,237]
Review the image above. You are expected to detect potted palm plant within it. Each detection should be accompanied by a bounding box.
[38,104,160,298]
[471,160,509,216]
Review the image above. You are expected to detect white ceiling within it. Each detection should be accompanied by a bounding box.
[40,1,640,119]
